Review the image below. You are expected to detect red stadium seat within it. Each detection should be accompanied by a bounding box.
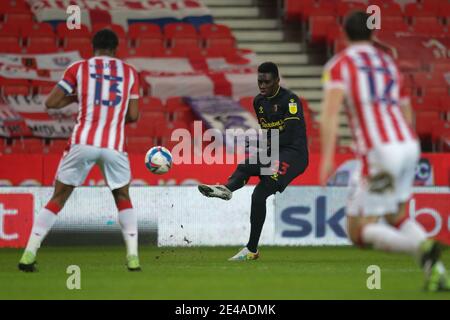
[115,42,130,59]
[169,36,200,49]
[404,2,438,18]
[47,139,69,154]
[431,120,450,145]
[125,123,153,139]
[327,25,344,46]
[166,96,187,111]
[411,17,446,35]
[0,35,21,47]
[64,36,91,50]
[377,16,409,33]
[0,22,21,33]
[26,34,58,48]
[3,85,30,96]
[5,140,25,154]
[169,120,191,131]
[21,22,54,38]
[25,42,59,54]
[169,43,202,57]
[336,2,367,18]
[92,23,126,39]
[126,137,155,153]
[139,96,165,112]
[284,0,306,21]
[437,2,450,22]
[413,72,448,95]
[2,0,30,11]
[1,11,34,25]
[0,40,22,53]
[205,36,236,50]
[367,1,403,16]
[150,46,186,58]
[303,1,337,19]
[23,139,45,153]
[171,109,195,122]
[309,16,337,42]
[199,24,232,38]
[128,45,154,57]
[164,23,197,39]
[204,45,236,58]
[134,37,165,51]
[0,78,29,88]
[64,41,92,59]
[140,111,168,124]
[56,23,90,39]
[416,111,440,138]
[31,80,56,95]
[412,96,442,113]
[128,23,161,38]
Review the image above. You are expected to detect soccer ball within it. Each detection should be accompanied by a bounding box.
[145,146,173,175]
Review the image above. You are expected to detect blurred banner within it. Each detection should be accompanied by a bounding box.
[0,96,77,138]
[0,186,448,248]
[0,51,81,81]
[29,0,213,29]
[133,53,258,101]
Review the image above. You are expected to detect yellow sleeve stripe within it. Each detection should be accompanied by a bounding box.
[284,117,300,121]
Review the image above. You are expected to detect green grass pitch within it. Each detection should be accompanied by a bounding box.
[1,246,449,299]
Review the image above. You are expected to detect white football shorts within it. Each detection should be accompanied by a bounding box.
[347,141,420,217]
[56,144,131,190]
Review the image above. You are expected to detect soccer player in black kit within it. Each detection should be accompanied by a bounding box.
[198,62,309,260]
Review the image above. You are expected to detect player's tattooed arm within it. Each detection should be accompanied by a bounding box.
[125,98,139,124]
[45,86,78,109]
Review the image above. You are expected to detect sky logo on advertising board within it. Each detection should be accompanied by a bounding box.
[0,194,33,248]
[407,194,450,245]
[281,196,346,238]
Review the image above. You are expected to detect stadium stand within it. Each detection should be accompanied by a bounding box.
[0,0,448,161]
[283,0,450,152]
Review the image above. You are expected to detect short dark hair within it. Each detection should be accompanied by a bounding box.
[344,11,373,41]
[92,29,119,51]
[258,62,279,79]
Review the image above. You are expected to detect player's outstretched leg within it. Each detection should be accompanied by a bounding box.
[387,206,449,292]
[419,240,450,292]
[113,185,141,271]
[198,184,232,200]
[198,162,260,200]
[18,181,73,272]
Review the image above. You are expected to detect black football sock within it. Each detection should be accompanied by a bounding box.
[246,182,276,253]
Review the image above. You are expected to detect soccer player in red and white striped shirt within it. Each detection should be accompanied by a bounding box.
[19,30,141,272]
[319,11,449,291]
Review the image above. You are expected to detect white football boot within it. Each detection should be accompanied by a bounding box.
[198,184,232,200]
[228,247,259,261]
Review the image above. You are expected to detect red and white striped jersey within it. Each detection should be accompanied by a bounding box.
[323,43,417,155]
[57,56,139,152]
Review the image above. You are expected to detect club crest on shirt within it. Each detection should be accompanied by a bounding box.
[258,106,264,113]
[288,99,297,114]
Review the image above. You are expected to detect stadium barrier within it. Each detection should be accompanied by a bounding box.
[1,153,449,186]
[0,186,448,248]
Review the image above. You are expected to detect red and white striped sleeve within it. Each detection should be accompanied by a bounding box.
[322,54,346,91]
[57,61,82,95]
